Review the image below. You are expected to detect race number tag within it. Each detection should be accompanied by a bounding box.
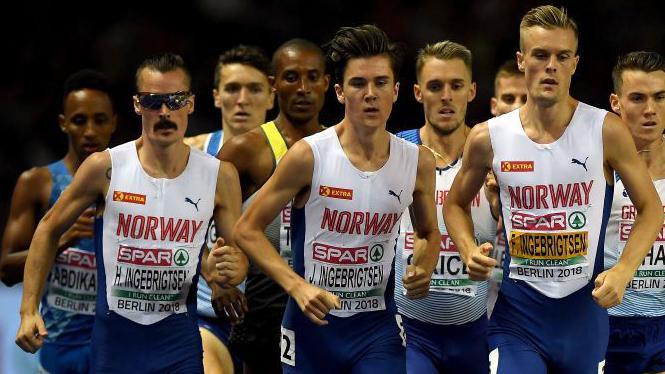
[280,327,296,366]
[108,243,197,324]
[46,248,96,315]
[508,230,590,282]
[621,223,665,291]
[403,232,477,296]
[280,203,293,266]
[306,241,391,315]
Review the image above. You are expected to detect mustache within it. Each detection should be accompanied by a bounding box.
[154,118,178,131]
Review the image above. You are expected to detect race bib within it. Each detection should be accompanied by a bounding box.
[46,248,96,315]
[280,203,293,266]
[508,230,590,282]
[306,241,391,314]
[621,222,665,291]
[108,243,198,324]
[402,232,477,296]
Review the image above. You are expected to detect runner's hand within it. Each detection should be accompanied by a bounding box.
[208,238,248,286]
[212,283,248,324]
[15,313,47,353]
[592,267,631,308]
[57,208,95,253]
[403,264,432,299]
[462,242,496,281]
[289,281,340,326]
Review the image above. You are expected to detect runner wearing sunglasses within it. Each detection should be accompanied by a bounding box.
[15,53,248,373]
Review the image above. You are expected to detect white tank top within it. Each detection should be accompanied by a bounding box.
[103,141,219,325]
[605,176,665,317]
[489,102,610,298]
[298,127,419,317]
[395,157,496,324]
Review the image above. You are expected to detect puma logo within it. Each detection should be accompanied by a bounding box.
[389,189,403,204]
[185,197,201,211]
[571,156,589,172]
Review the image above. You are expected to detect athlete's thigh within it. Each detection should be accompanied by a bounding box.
[200,327,234,374]
[604,337,646,374]
[351,338,406,374]
[405,341,438,374]
[490,340,547,374]
[39,343,91,374]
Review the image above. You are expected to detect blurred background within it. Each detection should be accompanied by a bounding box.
[0,0,663,371]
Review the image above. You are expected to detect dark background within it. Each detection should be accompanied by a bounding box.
[1,0,663,230]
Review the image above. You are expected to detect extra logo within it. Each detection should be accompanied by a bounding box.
[319,185,353,200]
[370,244,384,262]
[571,156,589,172]
[185,197,200,211]
[500,161,534,172]
[113,191,146,205]
[568,211,586,229]
[388,189,403,204]
[173,248,189,266]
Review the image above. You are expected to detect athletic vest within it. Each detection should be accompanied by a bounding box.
[605,175,665,317]
[243,121,292,312]
[41,159,96,345]
[488,102,611,298]
[394,129,496,325]
[101,141,219,324]
[294,126,419,317]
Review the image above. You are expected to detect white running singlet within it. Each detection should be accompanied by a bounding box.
[605,176,665,317]
[395,157,496,325]
[489,103,610,298]
[102,141,219,324]
[300,127,419,317]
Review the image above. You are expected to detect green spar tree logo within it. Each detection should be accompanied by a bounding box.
[174,249,189,266]
[568,211,586,229]
[370,244,384,262]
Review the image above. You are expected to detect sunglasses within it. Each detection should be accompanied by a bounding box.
[136,91,191,111]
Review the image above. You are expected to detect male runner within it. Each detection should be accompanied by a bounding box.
[15,53,246,373]
[443,6,662,373]
[394,40,496,374]
[234,25,440,373]
[1,70,116,373]
[491,60,528,117]
[604,51,665,374]
[487,59,527,315]
[218,38,330,374]
[188,45,273,374]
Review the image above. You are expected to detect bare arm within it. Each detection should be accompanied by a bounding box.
[1,168,96,286]
[402,147,440,298]
[0,168,49,285]
[593,113,663,308]
[234,140,339,325]
[206,161,247,285]
[443,123,497,280]
[16,151,109,353]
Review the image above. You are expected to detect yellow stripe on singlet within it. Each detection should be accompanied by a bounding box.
[261,121,288,161]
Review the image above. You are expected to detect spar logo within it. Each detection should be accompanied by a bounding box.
[568,211,586,229]
[312,242,367,264]
[511,212,566,231]
[55,249,96,269]
[369,244,384,262]
[117,246,172,266]
[173,248,189,266]
[319,185,353,200]
[501,161,534,172]
[113,191,146,205]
